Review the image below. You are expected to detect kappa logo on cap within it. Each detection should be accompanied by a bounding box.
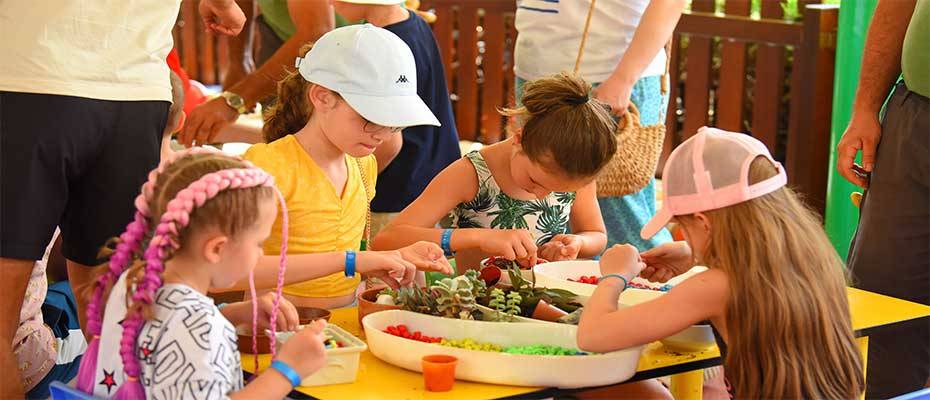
[395,75,409,84]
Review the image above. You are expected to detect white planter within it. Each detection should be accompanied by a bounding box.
[533,261,715,351]
[362,310,645,388]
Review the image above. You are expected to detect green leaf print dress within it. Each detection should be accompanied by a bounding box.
[452,151,575,246]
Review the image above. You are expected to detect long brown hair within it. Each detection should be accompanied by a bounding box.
[501,72,617,179]
[263,43,316,143]
[690,157,864,399]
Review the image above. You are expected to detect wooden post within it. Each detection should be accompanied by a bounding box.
[787,4,838,214]
[715,0,751,132]
[751,1,788,153]
[681,0,715,140]
[456,5,479,141]
[481,11,505,143]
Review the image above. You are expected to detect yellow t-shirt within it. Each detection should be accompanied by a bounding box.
[244,135,376,298]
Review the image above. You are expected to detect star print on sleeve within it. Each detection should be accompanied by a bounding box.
[99,369,118,394]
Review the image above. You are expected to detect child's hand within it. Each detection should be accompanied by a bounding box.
[275,320,328,378]
[640,242,694,283]
[357,251,416,289]
[398,241,455,275]
[599,244,645,281]
[479,229,538,267]
[538,234,584,262]
[223,293,300,332]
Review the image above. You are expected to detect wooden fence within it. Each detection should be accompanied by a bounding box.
[172,0,838,212]
[667,0,838,213]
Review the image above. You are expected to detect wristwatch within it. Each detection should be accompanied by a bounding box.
[219,91,248,114]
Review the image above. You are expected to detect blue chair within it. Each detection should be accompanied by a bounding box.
[49,381,101,400]
[891,388,930,400]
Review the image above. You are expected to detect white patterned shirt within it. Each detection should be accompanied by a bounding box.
[93,273,243,399]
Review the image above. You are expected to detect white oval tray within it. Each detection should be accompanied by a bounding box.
[362,310,645,388]
[533,261,715,351]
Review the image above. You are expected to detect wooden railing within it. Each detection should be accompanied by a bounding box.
[420,0,517,144]
[667,0,838,213]
[172,0,838,212]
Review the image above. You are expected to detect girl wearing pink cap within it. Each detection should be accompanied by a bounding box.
[577,127,864,399]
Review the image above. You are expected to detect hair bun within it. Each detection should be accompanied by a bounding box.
[565,94,589,106]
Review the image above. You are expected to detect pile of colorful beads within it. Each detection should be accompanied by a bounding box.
[627,281,673,292]
[439,338,502,352]
[503,345,588,356]
[323,338,345,349]
[384,325,442,343]
[569,276,599,284]
[382,325,591,356]
[570,276,672,292]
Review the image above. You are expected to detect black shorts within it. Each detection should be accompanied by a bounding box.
[1,91,168,265]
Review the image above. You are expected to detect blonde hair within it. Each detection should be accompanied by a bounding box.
[501,72,617,178]
[685,157,864,399]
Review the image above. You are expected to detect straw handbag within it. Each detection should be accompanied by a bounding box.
[574,0,669,197]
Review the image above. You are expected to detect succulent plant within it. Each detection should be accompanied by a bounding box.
[432,275,478,320]
[395,286,438,315]
[505,291,522,316]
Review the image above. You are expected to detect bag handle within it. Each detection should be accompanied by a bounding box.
[573,0,597,74]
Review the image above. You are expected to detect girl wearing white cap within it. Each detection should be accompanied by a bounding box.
[231,24,454,309]
[577,128,864,399]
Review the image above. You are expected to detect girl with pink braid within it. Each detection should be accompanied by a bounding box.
[79,150,328,399]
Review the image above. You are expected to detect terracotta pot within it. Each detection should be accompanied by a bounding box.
[357,287,402,327]
[530,299,569,322]
[297,307,331,324]
[237,327,273,354]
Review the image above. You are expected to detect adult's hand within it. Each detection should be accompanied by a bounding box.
[592,75,634,117]
[179,97,239,147]
[200,0,247,36]
[837,113,882,188]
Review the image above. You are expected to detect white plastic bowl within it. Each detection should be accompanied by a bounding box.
[533,261,715,351]
[362,310,645,388]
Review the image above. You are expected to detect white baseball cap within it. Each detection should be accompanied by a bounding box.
[335,0,406,4]
[295,24,440,128]
[641,127,788,239]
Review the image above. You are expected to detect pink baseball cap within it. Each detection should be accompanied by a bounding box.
[641,127,788,239]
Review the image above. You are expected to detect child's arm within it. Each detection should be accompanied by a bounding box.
[539,182,607,261]
[214,247,452,293]
[577,245,728,353]
[231,320,328,399]
[372,158,539,263]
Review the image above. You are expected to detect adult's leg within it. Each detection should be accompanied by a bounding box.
[61,99,167,337]
[2,92,90,397]
[848,82,930,399]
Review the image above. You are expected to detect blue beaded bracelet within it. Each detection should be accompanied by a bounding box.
[270,360,302,388]
[441,229,454,257]
[598,274,629,290]
[345,250,357,278]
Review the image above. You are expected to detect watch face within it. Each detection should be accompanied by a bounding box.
[229,96,244,107]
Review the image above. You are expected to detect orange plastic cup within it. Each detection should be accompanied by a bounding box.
[421,355,458,392]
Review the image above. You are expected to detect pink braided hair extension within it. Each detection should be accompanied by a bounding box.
[112,166,289,399]
[75,147,224,393]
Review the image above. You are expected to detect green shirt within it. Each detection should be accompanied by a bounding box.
[902,0,929,97]
[257,0,349,41]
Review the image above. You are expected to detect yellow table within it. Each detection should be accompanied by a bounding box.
[242,287,930,400]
